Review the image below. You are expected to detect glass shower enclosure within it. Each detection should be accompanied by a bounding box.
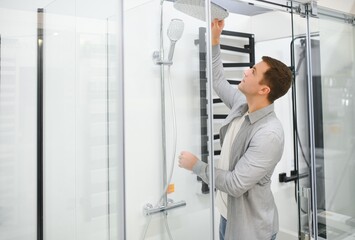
[294,5,355,240]
[1,0,355,240]
[0,0,123,239]
[124,1,216,239]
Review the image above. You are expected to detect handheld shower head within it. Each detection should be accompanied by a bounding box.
[167,18,184,42]
[173,0,229,22]
[167,19,184,62]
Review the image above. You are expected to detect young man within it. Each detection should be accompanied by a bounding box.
[178,19,292,240]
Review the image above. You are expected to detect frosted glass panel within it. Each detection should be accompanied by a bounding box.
[0,7,37,240]
[44,1,77,239]
[43,0,121,239]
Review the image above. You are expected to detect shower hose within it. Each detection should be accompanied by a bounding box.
[141,66,177,240]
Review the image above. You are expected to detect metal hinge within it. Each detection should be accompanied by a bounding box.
[295,0,318,18]
[309,0,318,17]
[345,17,355,25]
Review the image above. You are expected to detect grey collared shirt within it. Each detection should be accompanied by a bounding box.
[192,45,284,240]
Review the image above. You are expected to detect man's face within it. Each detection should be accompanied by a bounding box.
[238,60,270,97]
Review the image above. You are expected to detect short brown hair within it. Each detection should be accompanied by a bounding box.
[260,56,292,103]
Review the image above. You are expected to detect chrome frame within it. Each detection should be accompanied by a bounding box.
[205,0,216,239]
[304,3,318,239]
[118,0,126,239]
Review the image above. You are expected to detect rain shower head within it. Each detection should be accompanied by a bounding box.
[167,19,184,62]
[173,0,229,22]
[213,0,273,16]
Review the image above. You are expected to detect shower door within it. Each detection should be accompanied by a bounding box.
[296,4,355,240]
[43,0,122,239]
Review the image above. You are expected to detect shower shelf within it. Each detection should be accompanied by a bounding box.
[196,27,255,194]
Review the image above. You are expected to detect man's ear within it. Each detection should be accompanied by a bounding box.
[259,85,270,96]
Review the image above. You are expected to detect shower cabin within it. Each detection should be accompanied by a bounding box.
[0,0,355,240]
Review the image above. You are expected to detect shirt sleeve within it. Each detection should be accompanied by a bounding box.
[214,129,284,198]
[193,127,284,198]
[212,45,246,109]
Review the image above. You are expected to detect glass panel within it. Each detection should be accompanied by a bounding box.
[0,4,37,240]
[43,0,121,239]
[218,1,299,239]
[43,2,77,238]
[123,1,214,239]
[312,11,355,240]
[295,6,355,240]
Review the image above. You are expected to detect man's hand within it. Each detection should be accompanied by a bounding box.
[211,19,225,46]
[178,151,198,171]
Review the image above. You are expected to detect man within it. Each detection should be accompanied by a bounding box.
[178,19,292,240]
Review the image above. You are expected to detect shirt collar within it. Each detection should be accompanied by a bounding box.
[245,103,274,124]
